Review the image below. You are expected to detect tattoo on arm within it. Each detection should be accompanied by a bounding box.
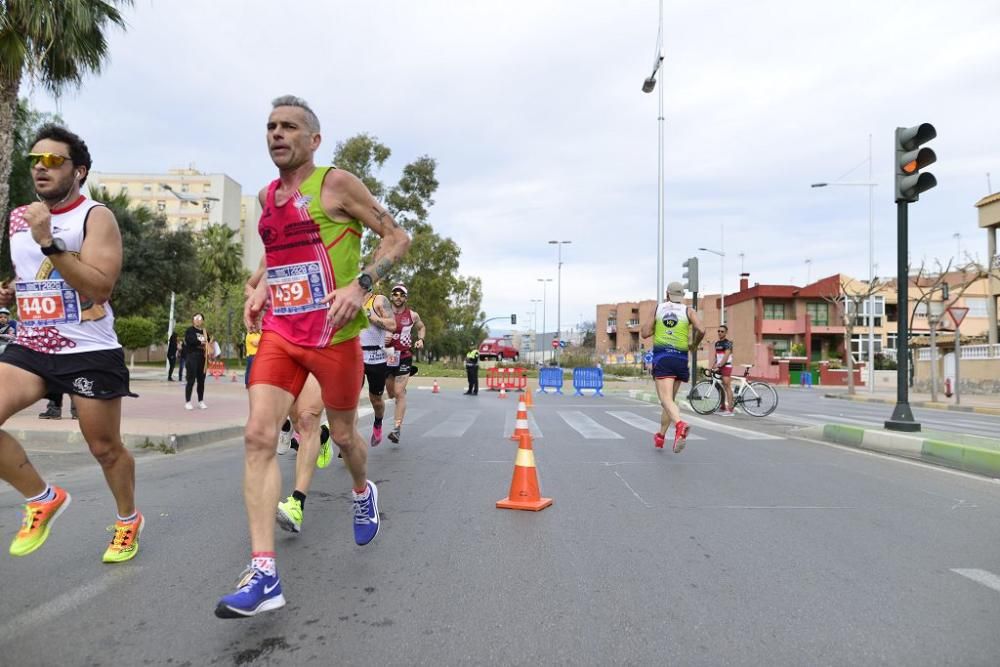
[373,206,397,228]
[373,258,393,279]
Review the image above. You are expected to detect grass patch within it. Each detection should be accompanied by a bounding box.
[138,438,176,454]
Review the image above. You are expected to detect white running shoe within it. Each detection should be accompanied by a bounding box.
[277,425,292,455]
[184,402,193,411]
[198,401,208,410]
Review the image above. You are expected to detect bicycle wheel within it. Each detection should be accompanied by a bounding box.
[739,381,778,417]
[688,381,723,415]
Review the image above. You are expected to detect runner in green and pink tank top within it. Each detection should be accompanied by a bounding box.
[259,166,367,348]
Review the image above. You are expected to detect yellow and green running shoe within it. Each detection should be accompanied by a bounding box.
[9,486,71,557]
[276,496,303,533]
[102,512,144,563]
[316,423,332,469]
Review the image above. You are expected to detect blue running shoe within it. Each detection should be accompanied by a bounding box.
[215,567,286,619]
[353,481,380,546]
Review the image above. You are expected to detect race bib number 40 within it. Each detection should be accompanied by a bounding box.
[15,280,81,326]
[267,262,328,316]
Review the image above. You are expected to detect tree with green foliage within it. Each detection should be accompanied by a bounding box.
[197,224,245,292]
[90,187,201,321]
[0,0,132,241]
[331,134,484,359]
[1,99,62,274]
[114,315,156,367]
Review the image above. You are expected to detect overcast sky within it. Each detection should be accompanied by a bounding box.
[26,0,1000,335]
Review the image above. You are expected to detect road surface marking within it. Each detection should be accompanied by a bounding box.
[683,414,783,440]
[503,411,544,439]
[605,411,705,440]
[423,411,481,438]
[559,411,624,439]
[951,569,1000,593]
[613,471,652,508]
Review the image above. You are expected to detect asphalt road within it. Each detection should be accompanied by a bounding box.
[1,389,999,666]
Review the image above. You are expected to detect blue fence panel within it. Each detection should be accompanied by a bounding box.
[537,367,564,394]
[572,367,604,396]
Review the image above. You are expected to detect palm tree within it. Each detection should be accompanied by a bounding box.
[0,0,132,239]
[197,224,245,290]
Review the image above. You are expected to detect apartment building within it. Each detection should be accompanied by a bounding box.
[89,167,258,272]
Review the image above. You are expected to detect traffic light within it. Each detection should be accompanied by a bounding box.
[940,283,949,300]
[510,313,517,325]
[682,257,699,292]
[895,123,937,203]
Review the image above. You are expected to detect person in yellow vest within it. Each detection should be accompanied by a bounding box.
[244,329,261,388]
[464,346,479,395]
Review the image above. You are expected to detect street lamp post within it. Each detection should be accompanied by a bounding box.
[537,278,552,364]
[697,246,725,325]
[811,135,878,394]
[805,258,812,284]
[641,0,665,303]
[530,298,542,362]
[548,240,571,363]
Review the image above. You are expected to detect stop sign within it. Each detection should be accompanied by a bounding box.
[551,339,559,349]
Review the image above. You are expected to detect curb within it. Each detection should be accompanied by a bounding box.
[8,426,244,453]
[799,424,1000,478]
[823,393,1000,416]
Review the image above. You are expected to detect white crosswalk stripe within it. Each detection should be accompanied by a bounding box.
[606,411,706,440]
[424,411,481,438]
[559,411,624,439]
[503,411,544,439]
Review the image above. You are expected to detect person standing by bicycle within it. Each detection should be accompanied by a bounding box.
[711,324,734,416]
[640,281,705,453]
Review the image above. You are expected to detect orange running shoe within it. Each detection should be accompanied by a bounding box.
[9,486,72,557]
[102,511,144,563]
[673,421,690,454]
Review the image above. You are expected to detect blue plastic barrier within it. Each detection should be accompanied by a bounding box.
[572,367,604,396]
[537,367,564,394]
[801,371,813,388]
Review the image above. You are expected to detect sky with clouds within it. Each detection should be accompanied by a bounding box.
[25,0,1000,336]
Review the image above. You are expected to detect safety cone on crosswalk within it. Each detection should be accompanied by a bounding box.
[511,400,530,441]
[432,380,440,394]
[498,386,507,399]
[497,432,552,511]
[523,388,533,408]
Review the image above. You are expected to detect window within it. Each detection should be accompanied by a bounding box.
[763,337,790,354]
[763,302,786,320]
[806,302,828,325]
[143,183,152,192]
[846,296,884,327]
[886,333,898,349]
[203,184,211,193]
[851,334,883,361]
[965,297,987,318]
[627,318,639,328]
[180,183,189,193]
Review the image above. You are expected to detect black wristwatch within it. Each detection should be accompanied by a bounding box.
[40,238,67,256]
[357,271,374,293]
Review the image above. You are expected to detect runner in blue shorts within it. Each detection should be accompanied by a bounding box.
[640,281,705,453]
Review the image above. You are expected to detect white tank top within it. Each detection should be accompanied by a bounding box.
[359,294,388,365]
[8,196,121,354]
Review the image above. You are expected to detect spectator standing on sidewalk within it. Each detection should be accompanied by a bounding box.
[244,329,261,387]
[183,313,209,410]
[38,393,77,420]
[0,307,17,355]
[166,331,178,381]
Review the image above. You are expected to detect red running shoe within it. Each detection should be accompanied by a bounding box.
[653,432,665,449]
[673,421,690,453]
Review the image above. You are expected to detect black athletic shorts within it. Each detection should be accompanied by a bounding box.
[388,355,413,377]
[363,362,388,395]
[0,344,138,399]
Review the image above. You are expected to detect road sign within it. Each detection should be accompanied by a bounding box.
[551,339,559,349]
[946,306,969,328]
[643,351,653,363]
[559,340,567,348]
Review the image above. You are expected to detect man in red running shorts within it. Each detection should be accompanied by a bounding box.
[215,96,410,619]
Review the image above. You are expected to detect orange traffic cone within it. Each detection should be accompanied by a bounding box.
[510,400,530,441]
[498,386,507,399]
[497,432,552,511]
[523,388,534,408]
[432,380,440,394]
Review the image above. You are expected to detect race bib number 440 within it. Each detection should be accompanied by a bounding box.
[267,262,328,316]
[15,280,81,326]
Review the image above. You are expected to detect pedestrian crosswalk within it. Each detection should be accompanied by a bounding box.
[362,408,779,442]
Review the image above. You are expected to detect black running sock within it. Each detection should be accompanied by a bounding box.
[292,490,306,509]
[281,418,292,433]
[374,416,383,428]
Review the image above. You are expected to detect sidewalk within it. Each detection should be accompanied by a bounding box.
[2,368,476,452]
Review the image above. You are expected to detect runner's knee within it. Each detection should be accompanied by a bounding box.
[88,438,127,467]
[244,420,279,454]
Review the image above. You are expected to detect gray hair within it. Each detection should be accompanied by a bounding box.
[271,95,321,133]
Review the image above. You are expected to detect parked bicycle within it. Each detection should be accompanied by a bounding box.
[688,365,778,417]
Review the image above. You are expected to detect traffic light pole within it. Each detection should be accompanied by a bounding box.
[885,201,921,432]
[690,291,699,384]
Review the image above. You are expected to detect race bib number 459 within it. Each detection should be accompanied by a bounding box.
[15,280,81,326]
[267,262,328,316]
